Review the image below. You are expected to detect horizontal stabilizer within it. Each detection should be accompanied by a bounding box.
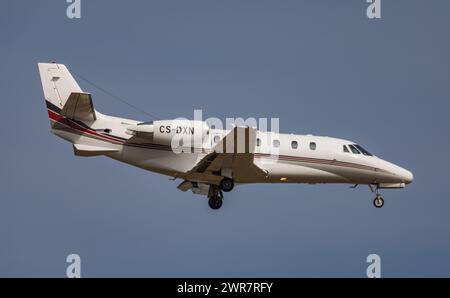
[61,92,96,122]
[73,144,119,157]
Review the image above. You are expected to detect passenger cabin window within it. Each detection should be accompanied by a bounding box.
[354,144,373,156]
[214,135,221,143]
[291,141,298,149]
[273,140,280,148]
[343,145,349,153]
[309,142,316,150]
[348,144,361,154]
[256,138,261,147]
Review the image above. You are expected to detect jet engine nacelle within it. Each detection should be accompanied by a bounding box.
[127,120,210,147]
[154,120,209,146]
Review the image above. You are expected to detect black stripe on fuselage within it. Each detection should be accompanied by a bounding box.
[46,100,382,173]
[45,100,127,141]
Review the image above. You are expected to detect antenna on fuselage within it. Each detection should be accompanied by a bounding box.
[71,69,161,121]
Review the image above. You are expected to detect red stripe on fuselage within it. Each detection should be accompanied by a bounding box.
[47,109,124,144]
[47,108,380,173]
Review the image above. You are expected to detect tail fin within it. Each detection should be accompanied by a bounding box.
[38,62,97,122]
[38,62,83,109]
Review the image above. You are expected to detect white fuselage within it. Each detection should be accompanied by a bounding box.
[38,62,412,209]
[49,109,413,187]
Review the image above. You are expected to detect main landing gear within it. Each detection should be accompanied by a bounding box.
[208,186,224,210]
[208,178,235,210]
[219,177,234,192]
[369,184,384,208]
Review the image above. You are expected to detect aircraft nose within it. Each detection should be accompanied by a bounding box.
[398,167,414,184]
[379,159,414,185]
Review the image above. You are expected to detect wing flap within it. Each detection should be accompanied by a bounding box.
[177,180,194,192]
[185,126,268,183]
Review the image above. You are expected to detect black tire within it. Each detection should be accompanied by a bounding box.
[208,196,223,210]
[373,196,384,208]
[220,178,234,192]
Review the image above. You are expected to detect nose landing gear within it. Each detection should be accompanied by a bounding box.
[369,184,384,208]
[373,195,384,208]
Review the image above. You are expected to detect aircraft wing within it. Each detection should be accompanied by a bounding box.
[185,126,268,183]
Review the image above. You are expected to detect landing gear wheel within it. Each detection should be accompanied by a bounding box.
[220,178,234,192]
[373,196,384,208]
[208,196,223,210]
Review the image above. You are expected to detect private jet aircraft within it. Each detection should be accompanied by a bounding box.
[38,63,413,210]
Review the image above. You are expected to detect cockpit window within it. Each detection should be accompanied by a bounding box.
[354,144,373,156]
[343,145,349,153]
[348,144,361,154]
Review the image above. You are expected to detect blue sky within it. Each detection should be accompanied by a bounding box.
[1,0,450,277]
